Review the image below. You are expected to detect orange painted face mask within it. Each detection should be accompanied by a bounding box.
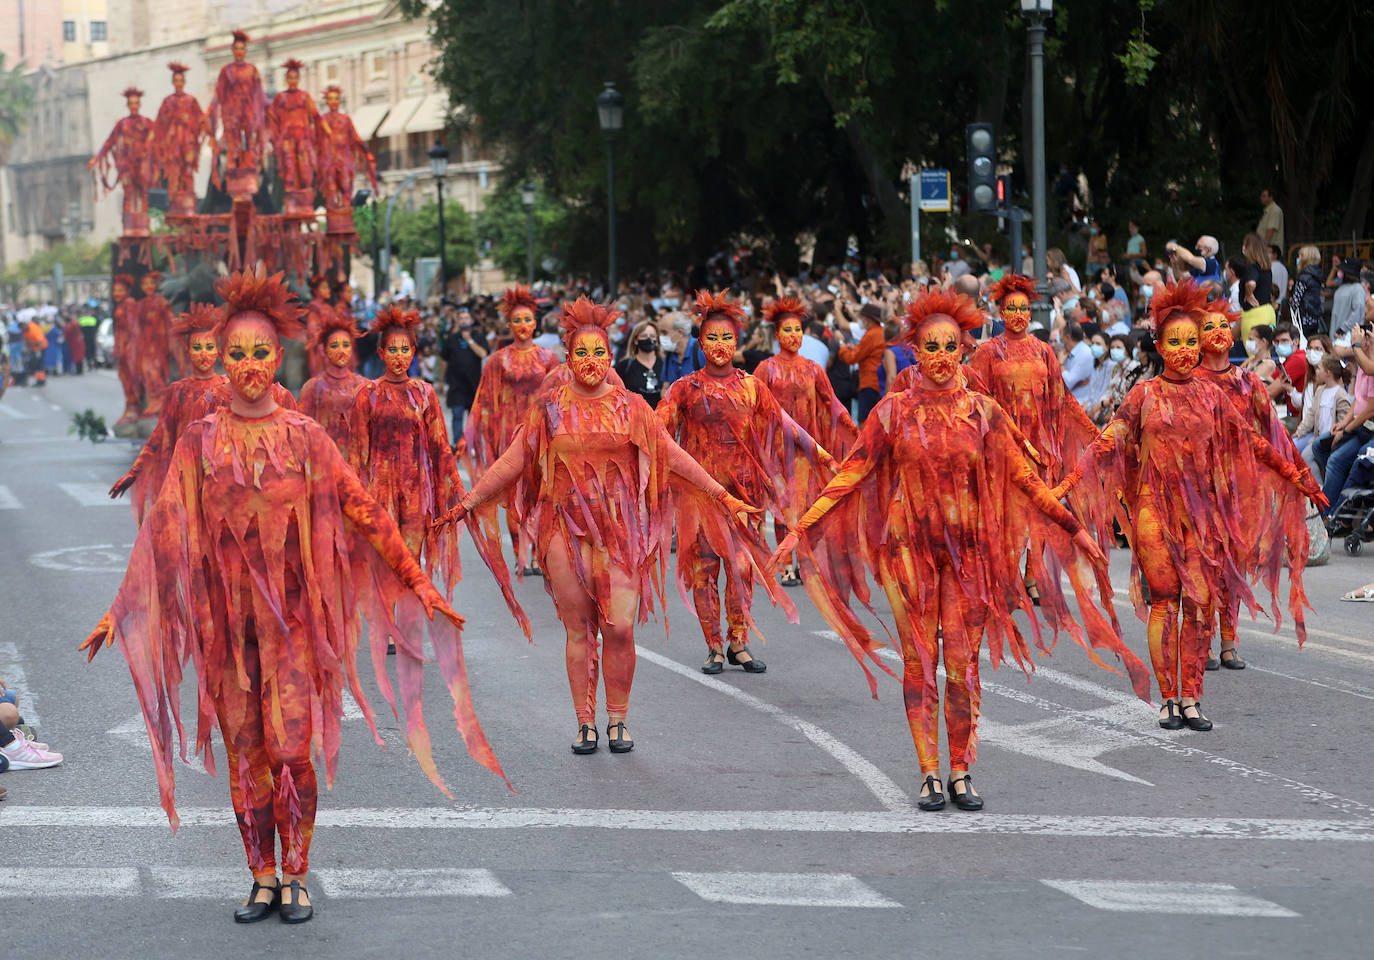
[777,316,803,354]
[509,308,537,343]
[569,330,611,387]
[380,332,414,379]
[1001,293,1031,334]
[1159,317,1201,376]
[221,315,281,402]
[325,331,354,369]
[915,317,961,385]
[1200,310,1233,355]
[188,332,219,374]
[700,318,738,368]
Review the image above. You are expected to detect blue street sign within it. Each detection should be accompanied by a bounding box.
[919,169,951,212]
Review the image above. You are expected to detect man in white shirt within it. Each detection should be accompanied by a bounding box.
[799,319,831,369]
[1061,320,1095,407]
[1268,244,1289,304]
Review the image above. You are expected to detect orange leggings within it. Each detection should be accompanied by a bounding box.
[544,533,637,725]
[688,535,755,652]
[883,562,986,774]
[215,624,317,876]
[1133,498,1212,700]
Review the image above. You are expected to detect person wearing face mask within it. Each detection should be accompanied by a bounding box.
[1055,282,1326,732]
[1084,331,1114,420]
[770,290,1139,812]
[614,319,665,408]
[1266,323,1306,413]
[1242,323,1277,384]
[434,298,761,755]
[84,267,503,925]
[658,290,836,676]
[299,309,368,452]
[1102,332,1146,421]
[462,286,561,574]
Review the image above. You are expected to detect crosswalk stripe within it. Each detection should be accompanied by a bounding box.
[0,485,21,509]
[0,402,35,419]
[58,482,122,507]
[1041,879,1299,917]
[316,868,512,899]
[0,867,140,897]
[672,871,900,908]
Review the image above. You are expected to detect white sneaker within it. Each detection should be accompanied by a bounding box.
[0,729,63,769]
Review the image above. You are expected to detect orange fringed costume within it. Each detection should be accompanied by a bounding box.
[657,290,825,660]
[776,291,1147,792]
[299,308,366,451]
[463,285,560,566]
[1057,282,1322,711]
[448,298,756,738]
[83,268,506,880]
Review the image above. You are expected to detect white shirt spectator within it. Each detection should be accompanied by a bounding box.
[1270,259,1289,303]
[799,333,830,370]
[1062,340,1095,407]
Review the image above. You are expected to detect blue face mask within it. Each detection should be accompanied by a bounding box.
[1090,343,1107,359]
[1139,284,1154,299]
[1063,297,1079,310]
[1275,342,1294,358]
[1109,346,1126,362]
[663,298,680,308]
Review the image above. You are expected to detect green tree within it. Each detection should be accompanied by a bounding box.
[354,199,478,277]
[0,52,33,165]
[474,178,572,281]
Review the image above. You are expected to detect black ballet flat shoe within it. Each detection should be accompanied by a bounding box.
[606,721,634,754]
[386,642,397,656]
[947,774,984,811]
[701,653,725,675]
[233,880,279,924]
[278,880,312,924]
[571,723,599,754]
[1205,656,1220,671]
[726,646,767,673]
[522,564,544,578]
[1219,649,1247,670]
[1158,700,1184,730]
[1181,702,1213,732]
[917,775,946,811]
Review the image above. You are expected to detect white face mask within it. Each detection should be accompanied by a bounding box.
[1246,338,1259,356]
[1306,348,1325,365]
[659,334,675,352]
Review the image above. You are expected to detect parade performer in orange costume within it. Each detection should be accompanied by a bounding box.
[88,87,153,235]
[1054,282,1326,732]
[110,302,226,523]
[83,267,506,925]
[463,285,560,571]
[135,271,173,415]
[771,290,1145,811]
[319,85,379,211]
[303,274,335,378]
[150,62,210,216]
[267,59,327,208]
[1191,296,1318,670]
[207,30,268,185]
[111,274,143,426]
[657,290,828,675]
[753,297,857,586]
[300,309,366,452]
[435,298,762,754]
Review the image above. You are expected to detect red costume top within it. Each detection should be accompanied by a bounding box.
[267,61,327,191]
[320,86,379,208]
[207,33,267,173]
[299,308,366,451]
[150,64,206,194]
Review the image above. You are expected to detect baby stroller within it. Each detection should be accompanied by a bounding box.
[1328,448,1374,556]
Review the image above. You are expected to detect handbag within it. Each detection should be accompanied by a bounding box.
[1307,509,1331,566]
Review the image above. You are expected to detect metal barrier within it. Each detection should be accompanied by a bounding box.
[1285,239,1374,267]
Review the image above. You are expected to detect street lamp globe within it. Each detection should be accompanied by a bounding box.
[428,142,450,179]
[596,82,624,136]
[1019,0,1052,13]
[521,181,537,209]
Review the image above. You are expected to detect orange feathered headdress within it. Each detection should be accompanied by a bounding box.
[308,273,330,292]
[283,58,305,72]
[369,303,422,346]
[763,296,808,326]
[557,296,620,346]
[113,273,135,290]
[308,307,363,351]
[211,265,307,342]
[169,302,219,338]
[498,284,539,319]
[142,270,163,284]
[1202,291,1243,327]
[901,290,985,339]
[1146,279,1208,332]
[691,289,747,336]
[231,29,250,44]
[122,87,144,99]
[167,62,189,75]
[987,273,1040,306]
[324,84,342,97]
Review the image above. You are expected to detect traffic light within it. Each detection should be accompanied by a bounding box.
[997,173,1012,209]
[966,123,996,213]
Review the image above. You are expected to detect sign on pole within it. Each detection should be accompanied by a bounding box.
[918,169,951,212]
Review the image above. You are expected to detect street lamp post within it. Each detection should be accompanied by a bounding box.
[596,81,624,299]
[521,181,537,284]
[428,142,450,298]
[1021,0,1053,327]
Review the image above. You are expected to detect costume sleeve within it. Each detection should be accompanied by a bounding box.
[660,428,729,499]
[985,409,1081,535]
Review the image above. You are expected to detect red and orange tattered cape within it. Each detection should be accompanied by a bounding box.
[793,385,1151,700]
[127,374,228,524]
[98,407,506,829]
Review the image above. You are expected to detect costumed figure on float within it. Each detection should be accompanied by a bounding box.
[462,285,560,573]
[319,85,379,233]
[771,290,1148,811]
[111,274,144,431]
[88,86,154,237]
[134,271,173,418]
[656,290,829,676]
[82,267,507,925]
[435,297,763,754]
[303,274,335,377]
[753,296,857,586]
[150,62,211,218]
[1053,281,1326,733]
[299,309,366,452]
[207,30,268,199]
[267,59,328,217]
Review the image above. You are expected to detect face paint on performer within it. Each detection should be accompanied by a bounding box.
[1001,293,1031,335]
[325,90,341,111]
[700,318,738,369]
[232,41,246,64]
[1200,310,1233,354]
[222,315,282,402]
[380,331,414,380]
[777,316,804,354]
[569,330,611,387]
[325,331,354,370]
[915,316,962,386]
[112,282,129,302]
[1159,317,1201,377]
[509,307,536,343]
[172,74,185,94]
[312,280,331,301]
[140,275,159,297]
[188,332,219,375]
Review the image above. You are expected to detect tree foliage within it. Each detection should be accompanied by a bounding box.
[0,52,34,165]
[403,0,1374,275]
[353,199,478,277]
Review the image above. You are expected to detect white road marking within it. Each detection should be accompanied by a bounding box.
[672,871,899,908]
[316,868,512,899]
[1248,663,1374,701]
[8,805,1374,843]
[1041,879,1299,917]
[0,485,22,509]
[0,867,140,897]
[342,689,364,719]
[0,642,41,727]
[0,401,36,419]
[148,867,245,898]
[107,711,208,775]
[28,542,134,573]
[58,482,123,507]
[635,645,912,812]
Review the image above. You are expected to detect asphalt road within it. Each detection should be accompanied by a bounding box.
[2,369,1372,959]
